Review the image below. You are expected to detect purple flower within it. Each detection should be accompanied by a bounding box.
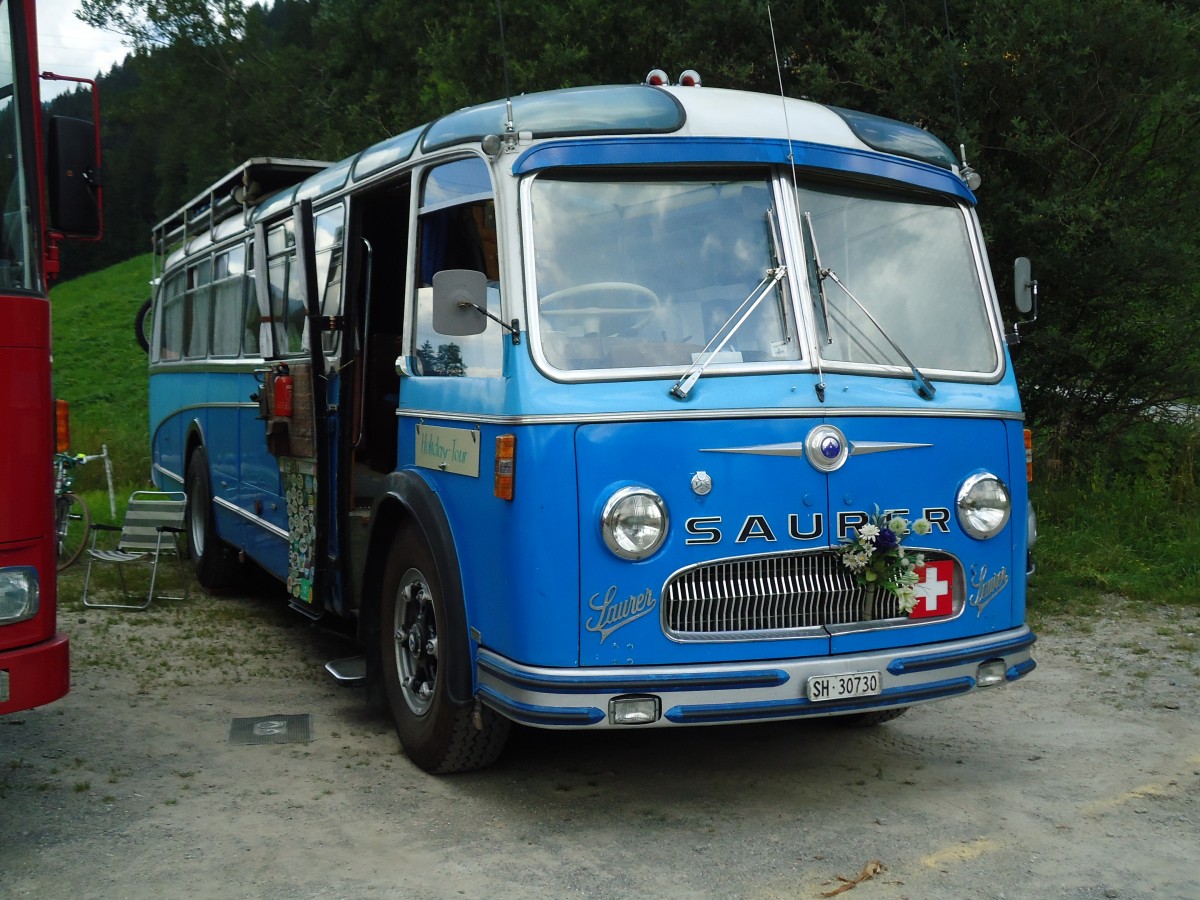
[874,527,899,551]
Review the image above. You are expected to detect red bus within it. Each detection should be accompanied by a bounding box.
[0,0,100,715]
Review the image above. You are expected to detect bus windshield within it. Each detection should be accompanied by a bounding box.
[0,0,33,290]
[800,182,998,375]
[530,173,800,372]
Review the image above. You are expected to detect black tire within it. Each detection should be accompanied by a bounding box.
[55,492,90,571]
[379,526,510,773]
[837,707,910,727]
[135,298,152,353]
[185,447,241,589]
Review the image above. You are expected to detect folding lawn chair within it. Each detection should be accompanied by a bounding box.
[82,490,191,610]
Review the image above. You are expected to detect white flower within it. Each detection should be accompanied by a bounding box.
[859,523,880,541]
[895,586,918,614]
[887,516,909,536]
[912,518,932,536]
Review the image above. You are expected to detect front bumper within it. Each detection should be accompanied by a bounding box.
[0,632,70,714]
[476,626,1036,728]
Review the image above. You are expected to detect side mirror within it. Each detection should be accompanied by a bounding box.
[47,116,101,238]
[432,269,489,336]
[1007,257,1039,346]
[1013,257,1037,314]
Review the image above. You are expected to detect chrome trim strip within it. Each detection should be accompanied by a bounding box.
[478,652,788,693]
[701,441,807,457]
[149,359,273,375]
[664,676,974,724]
[214,496,289,540]
[397,407,1025,427]
[153,462,185,486]
[696,436,928,460]
[849,440,933,455]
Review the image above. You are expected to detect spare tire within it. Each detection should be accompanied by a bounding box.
[135,298,152,352]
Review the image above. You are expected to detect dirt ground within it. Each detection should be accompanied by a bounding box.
[2,574,1198,899]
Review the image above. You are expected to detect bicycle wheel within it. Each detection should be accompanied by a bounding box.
[56,492,91,571]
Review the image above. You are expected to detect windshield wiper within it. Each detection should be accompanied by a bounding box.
[670,265,787,400]
[802,212,832,342]
[802,213,937,401]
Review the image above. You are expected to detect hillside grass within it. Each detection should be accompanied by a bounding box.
[48,257,1200,614]
[50,253,155,518]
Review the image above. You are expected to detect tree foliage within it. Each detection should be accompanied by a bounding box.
[60,0,1200,465]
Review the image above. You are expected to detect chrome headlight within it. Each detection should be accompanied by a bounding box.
[601,487,668,560]
[956,473,1011,540]
[0,567,39,622]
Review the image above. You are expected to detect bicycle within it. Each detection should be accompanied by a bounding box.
[54,446,116,571]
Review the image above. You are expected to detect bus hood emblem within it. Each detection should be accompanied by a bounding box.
[701,431,930,473]
[805,425,849,472]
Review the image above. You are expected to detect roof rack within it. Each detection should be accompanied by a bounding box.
[151,157,330,262]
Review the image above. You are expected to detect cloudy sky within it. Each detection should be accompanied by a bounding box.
[36,0,131,98]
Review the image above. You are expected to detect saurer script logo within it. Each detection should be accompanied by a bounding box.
[684,507,952,545]
[585,585,657,641]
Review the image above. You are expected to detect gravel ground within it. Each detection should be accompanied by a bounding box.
[2,575,1198,899]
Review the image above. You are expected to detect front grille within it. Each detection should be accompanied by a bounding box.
[663,551,912,637]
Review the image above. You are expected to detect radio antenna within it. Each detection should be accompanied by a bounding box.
[495,0,516,142]
[495,0,512,100]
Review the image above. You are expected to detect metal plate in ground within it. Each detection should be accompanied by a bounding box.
[228,713,313,745]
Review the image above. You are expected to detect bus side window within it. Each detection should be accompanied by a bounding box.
[243,240,260,357]
[265,221,305,357]
[155,270,186,362]
[211,244,246,358]
[412,158,502,378]
[313,205,345,357]
[185,259,213,359]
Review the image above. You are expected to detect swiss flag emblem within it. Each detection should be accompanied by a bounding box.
[910,560,955,618]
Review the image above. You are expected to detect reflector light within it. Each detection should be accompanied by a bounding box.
[645,69,670,87]
[55,398,70,453]
[494,434,516,500]
[678,69,702,87]
[1024,428,1033,482]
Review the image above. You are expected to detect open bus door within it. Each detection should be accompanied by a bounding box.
[249,199,341,616]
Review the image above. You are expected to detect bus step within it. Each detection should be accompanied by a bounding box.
[324,656,367,684]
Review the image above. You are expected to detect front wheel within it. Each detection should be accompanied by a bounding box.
[379,526,509,773]
[55,492,90,570]
[185,448,241,589]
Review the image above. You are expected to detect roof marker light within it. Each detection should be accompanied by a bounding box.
[645,69,670,87]
[678,69,702,87]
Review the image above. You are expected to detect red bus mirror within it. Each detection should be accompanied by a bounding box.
[47,116,101,238]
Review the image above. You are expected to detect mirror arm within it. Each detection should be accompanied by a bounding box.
[1006,279,1039,346]
[459,301,520,344]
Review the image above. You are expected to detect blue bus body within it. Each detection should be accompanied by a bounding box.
[147,81,1034,771]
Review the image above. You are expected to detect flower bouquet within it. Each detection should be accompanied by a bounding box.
[836,510,932,616]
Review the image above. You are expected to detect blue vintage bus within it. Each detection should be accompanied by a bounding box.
[147,73,1036,772]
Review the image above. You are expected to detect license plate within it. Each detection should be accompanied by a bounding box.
[807,671,881,702]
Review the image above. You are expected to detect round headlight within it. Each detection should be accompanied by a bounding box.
[956,473,1011,540]
[0,567,38,622]
[601,487,668,560]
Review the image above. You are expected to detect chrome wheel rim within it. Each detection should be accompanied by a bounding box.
[393,568,438,716]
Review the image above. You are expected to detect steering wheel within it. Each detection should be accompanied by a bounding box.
[539,282,660,336]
